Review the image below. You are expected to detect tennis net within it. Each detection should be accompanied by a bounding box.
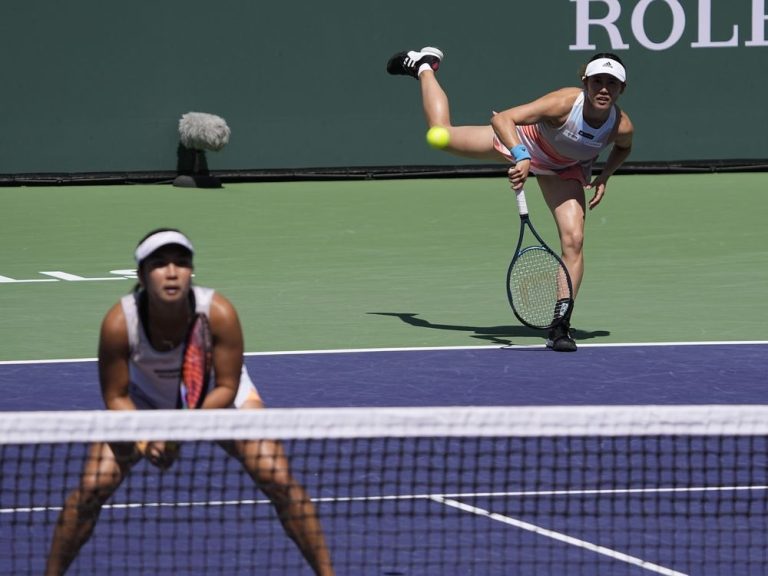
[2,405,767,575]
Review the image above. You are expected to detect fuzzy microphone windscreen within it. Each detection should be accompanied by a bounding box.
[178,112,231,151]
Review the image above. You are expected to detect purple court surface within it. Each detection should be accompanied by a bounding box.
[1,343,766,411]
[3,342,768,576]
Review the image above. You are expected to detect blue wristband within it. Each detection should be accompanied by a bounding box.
[510,144,531,163]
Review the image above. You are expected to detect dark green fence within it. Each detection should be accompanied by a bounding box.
[0,0,765,174]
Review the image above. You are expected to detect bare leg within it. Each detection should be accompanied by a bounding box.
[46,442,135,576]
[417,70,500,161]
[220,395,334,576]
[220,437,334,576]
[538,175,587,298]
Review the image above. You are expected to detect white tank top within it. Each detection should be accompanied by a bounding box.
[120,286,257,409]
[517,91,618,170]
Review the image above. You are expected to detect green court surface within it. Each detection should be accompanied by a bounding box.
[0,172,765,361]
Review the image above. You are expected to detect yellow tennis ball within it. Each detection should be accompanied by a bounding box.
[426,126,450,149]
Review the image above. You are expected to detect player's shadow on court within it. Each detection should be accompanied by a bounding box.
[368,312,609,346]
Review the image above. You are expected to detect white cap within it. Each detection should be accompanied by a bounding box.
[584,57,626,83]
[134,230,194,264]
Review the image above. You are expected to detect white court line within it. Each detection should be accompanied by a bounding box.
[245,340,768,356]
[1,340,766,365]
[432,496,688,576]
[7,482,767,513]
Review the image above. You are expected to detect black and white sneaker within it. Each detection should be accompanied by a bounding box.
[546,320,577,352]
[386,47,443,78]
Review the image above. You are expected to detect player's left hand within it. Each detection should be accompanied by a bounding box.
[585,179,607,210]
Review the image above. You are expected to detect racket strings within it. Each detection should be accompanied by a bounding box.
[508,248,571,329]
[181,315,212,409]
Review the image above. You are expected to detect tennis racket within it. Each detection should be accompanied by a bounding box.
[136,313,211,462]
[506,188,573,330]
[179,313,213,409]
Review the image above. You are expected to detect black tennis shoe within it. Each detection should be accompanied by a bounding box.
[546,320,577,352]
[386,47,443,78]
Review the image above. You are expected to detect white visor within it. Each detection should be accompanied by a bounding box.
[584,58,626,83]
[134,231,194,264]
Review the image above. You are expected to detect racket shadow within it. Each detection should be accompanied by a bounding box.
[368,312,610,346]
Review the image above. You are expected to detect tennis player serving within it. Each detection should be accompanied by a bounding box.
[46,228,334,576]
[387,48,634,351]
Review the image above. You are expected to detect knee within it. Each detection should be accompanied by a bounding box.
[256,463,295,495]
[66,486,109,523]
[238,449,293,495]
[77,471,121,510]
[252,462,306,510]
[560,228,584,256]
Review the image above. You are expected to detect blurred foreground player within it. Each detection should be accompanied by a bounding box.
[46,228,334,576]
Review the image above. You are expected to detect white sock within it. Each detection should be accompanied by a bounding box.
[417,63,434,76]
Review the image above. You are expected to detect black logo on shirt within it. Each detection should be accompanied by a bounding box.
[578,130,595,140]
[155,367,181,380]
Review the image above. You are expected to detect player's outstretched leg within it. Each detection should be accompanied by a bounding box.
[386,47,499,161]
[386,46,443,78]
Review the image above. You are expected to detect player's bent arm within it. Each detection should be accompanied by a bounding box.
[491,88,579,141]
[203,293,244,409]
[98,303,137,411]
[490,88,580,173]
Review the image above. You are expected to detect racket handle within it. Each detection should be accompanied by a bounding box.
[179,383,188,409]
[515,188,529,217]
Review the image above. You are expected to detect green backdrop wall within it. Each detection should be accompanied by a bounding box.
[1,0,765,174]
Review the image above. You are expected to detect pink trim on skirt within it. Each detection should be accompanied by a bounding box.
[492,133,591,186]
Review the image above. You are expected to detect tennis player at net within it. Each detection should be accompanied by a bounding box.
[45,228,334,576]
